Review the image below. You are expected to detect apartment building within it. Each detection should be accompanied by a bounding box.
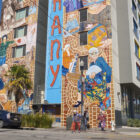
[0,0,47,113]
[45,0,114,128]
[112,0,140,125]
[45,0,140,127]
[1,0,140,128]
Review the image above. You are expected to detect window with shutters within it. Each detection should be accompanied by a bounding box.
[80,31,87,45]
[14,26,27,38]
[12,45,26,58]
[16,7,29,21]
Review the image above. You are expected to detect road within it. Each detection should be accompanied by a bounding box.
[0,127,140,140]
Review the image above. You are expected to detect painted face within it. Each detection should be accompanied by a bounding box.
[2,37,7,44]
[89,51,99,61]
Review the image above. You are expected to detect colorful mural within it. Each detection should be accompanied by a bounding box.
[0,0,38,113]
[0,0,2,23]
[45,0,63,104]
[61,0,114,128]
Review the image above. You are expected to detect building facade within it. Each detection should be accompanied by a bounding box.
[112,0,140,125]
[0,0,48,114]
[1,0,140,128]
[45,0,114,128]
[45,0,140,128]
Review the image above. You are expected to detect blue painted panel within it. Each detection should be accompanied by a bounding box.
[45,0,63,104]
[0,0,2,23]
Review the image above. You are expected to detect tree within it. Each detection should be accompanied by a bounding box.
[5,65,32,112]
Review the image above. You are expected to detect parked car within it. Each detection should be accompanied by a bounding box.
[0,110,21,128]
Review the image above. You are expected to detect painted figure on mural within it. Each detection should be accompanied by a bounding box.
[63,0,84,13]
[0,64,8,91]
[62,44,74,76]
[2,0,16,30]
[18,91,33,114]
[78,47,111,110]
[0,35,14,66]
[87,24,108,50]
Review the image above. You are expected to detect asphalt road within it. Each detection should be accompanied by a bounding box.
[0,128,140,140]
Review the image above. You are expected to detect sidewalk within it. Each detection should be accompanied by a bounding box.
[22,123,140,136]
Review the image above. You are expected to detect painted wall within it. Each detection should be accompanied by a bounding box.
[0,0,2,23]
[61,0,114,128]
[45,0,63,104]
[0,0,38,113]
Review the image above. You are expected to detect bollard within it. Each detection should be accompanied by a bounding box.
[110,120,115,132]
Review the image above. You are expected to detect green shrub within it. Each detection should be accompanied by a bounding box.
[21,113,54,128]
[127,119,140,127]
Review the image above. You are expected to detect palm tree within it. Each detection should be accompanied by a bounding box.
[5,65,32,112]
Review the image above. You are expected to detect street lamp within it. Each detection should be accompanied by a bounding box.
[80,60,85,130]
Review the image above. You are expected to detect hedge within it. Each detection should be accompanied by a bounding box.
[127,119,140,127]
[21,113,54,128]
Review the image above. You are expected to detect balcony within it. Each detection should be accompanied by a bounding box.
[133,29,139,40]
[132,7,137,19]
[138,3,140,11]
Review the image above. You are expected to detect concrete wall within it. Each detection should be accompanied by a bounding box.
[111,0,122,125]
[33,0,48,104]
[116,0,133,84]
[128,0,140,88]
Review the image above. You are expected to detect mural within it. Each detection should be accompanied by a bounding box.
[62,0,113,128]
[0,0,38,113]
[45,0,63,104]
[0,0,2,23]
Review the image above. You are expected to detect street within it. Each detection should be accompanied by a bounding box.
[0,127,140,140]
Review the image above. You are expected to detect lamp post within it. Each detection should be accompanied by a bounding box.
[80,60,85,130]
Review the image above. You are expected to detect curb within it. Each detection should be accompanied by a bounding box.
[121,126,140,130]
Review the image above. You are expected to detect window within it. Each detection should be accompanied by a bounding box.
[12,45,26,58]
[80,32,87,45]
[14,26,27,38]
[17,0,23,2]
[133,18,139,39]
[132,0,137,18]
[138,0,140,10]
[135,40,139,58]
[136,63,140,80]
[79,8,87,22]
[139,14,140,25]
[16,7,29,21]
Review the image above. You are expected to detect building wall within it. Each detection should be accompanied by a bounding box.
[61,0,114,128]
[33,0,48,105]
[45,0,63,104]
[0,0,39,113]
[112,0,140,124]
[111,0,122,125]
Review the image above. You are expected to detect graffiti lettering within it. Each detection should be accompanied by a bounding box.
[50,65,60,87]
[50,39,61,61]
[51,16,61,36]
[53,0,61,11]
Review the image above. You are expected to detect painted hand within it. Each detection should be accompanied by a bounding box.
[89,72,96,79]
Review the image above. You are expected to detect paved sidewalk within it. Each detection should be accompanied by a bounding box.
[22,125,140,136]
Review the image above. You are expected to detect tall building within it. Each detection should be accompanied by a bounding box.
[45,0,113,128]
[45,0,140,128]
[0,0,48,113]
[112,0,140,125]
[0,0,140,128]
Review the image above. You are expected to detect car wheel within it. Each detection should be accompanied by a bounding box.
[0,120,4,128]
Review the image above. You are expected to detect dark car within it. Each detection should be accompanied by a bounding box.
[0,110,21,128]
